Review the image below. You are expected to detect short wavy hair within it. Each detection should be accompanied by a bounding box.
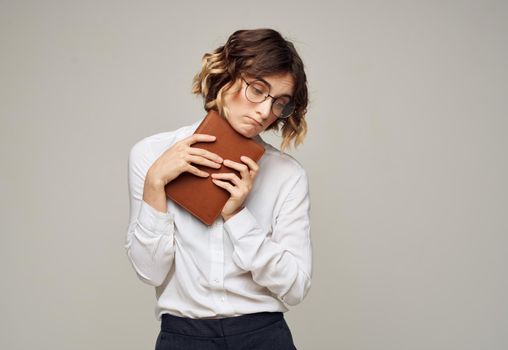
[192,28,309,152]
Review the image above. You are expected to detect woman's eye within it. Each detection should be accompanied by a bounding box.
[253,88,264,95]
[274,98,290,108]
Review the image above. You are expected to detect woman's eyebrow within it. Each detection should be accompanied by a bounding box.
[256,76,293,98]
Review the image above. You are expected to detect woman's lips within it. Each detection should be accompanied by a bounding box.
[246,116,262,126]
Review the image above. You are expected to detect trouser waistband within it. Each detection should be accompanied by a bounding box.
[160,312,284,337]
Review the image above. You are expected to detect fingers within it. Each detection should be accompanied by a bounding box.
[211,157,259,216]
[188,146,223,164]
[183,133,217,146]
[222,159,248,174]
[239,156,259,175]
[186,155,222,169]
[211,178,236,194]
[222,156,259,179]
[211,172,242,186]
[160,134,221,182]
[186,164,210,178]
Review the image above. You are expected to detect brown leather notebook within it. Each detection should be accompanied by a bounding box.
[164,109,265,225]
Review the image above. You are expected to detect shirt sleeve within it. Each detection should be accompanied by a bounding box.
[125,139,176,287]
[223,169,312,306]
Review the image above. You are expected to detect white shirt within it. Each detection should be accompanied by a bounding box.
[125,117,312,320]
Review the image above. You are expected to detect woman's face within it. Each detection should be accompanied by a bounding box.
[223,72,295,138]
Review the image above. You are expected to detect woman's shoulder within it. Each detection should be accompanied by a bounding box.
[129,119,203,161]
[262,142,305,170]
[259,140,308,181]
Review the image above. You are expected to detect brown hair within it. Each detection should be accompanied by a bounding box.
[192,28,309,152]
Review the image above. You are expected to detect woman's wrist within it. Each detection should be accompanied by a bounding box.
[145,164,169,189]
[145,175,165,191]
[142,173,168,214]
[222,207,244,222]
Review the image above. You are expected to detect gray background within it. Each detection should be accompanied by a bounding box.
[1,0,507,349]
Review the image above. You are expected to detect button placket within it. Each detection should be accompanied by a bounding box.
[209,221,224,290]
[209,221,231,312]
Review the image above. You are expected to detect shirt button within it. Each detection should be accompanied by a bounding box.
[221,296,225,302]
[214,279,219,283]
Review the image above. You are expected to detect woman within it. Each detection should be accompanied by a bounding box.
[126,28,312,350]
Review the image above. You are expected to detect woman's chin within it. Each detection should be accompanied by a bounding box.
[235,124,258,138]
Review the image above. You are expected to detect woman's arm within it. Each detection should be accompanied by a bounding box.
[223,170,312,306]
[125,140,176,287]
[125,134,222,287]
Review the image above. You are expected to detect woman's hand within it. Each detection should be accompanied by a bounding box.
[146,134,223,187]
[211,156,259,221]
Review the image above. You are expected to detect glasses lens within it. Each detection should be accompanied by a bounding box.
[244,78,295,118]
[245,81,269,103]
[274,99,296,118]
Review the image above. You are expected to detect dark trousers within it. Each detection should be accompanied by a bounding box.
[155,312,297,350]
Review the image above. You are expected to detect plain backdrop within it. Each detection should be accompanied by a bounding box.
[1,0,507,349]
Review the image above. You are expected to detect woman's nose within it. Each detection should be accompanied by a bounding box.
[255,98,272,119]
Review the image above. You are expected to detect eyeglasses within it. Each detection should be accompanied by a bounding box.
[241,77,296,119]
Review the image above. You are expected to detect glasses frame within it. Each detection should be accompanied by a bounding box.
[241,77,295,119]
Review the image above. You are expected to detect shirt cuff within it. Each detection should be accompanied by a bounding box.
[223,207,260,241]
[137,200,174,236]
